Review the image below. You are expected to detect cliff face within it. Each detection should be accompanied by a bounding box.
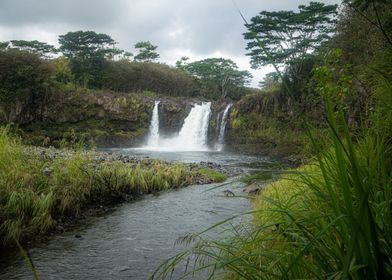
[0,89,310,158]
[224,94,321,160]
[0,89,218,148]
[158,99,192,137]
[16,90,153,147]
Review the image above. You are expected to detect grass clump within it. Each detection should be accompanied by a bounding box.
[0,128,210,247]
[197,168,227,183]
[241,171,273,185]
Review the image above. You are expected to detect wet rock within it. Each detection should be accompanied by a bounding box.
[219,190,235,197]
[243,183,263,194]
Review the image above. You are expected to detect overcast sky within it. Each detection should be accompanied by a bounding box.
[0,0,341,87]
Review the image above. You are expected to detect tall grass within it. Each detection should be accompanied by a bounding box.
[0,130,223,247]
[153,51,392,279]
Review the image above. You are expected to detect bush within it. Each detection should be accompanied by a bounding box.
[0,49,54,103]
[102,60,196,96]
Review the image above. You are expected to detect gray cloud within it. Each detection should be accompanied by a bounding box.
[0,0,341,86]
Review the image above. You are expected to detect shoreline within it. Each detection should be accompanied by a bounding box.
[1,142,232,250]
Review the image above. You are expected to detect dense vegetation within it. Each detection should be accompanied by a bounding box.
[0,127,226,247]
[0,0,391,278]
[0,32,253,101]
[155,0,392,278]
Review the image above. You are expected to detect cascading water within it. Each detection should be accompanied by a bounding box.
[216,103,233,151]
[144,102,212,151]
[146,101,160,147]
[174,102,211,150]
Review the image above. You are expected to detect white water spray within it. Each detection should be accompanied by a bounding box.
[147,101,160,147]
[144,102,212,151]
[174,102,211,150]
[216,103,233,151]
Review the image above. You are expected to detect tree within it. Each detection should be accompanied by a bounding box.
[134,41,160,62]
[10,40,57,57]
[259,72,281,92]
[0,41,9,50]
[343,0,392,47]
[105,47,124,60]
[59,31,117,87]
[244,2,338,77]
[184,58,252,99]
[53,56,73,84]
[175,56,190,68]
[122,51,134,61]
[102,60,195,96]
[0,49,54,117]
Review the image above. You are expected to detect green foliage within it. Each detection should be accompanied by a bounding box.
[244,2,338,70]
[243,1,337,102]
[122,51,133,60]
[53,56,73,83]
[0,41,9,49]
[103,60,195,96]
[344,0,392,48]
[196,168,227,183]
[0,49,54,107]
[154,48,392,280]
[227,92,329,157]
[0,128,227,247]
[0,31,255,101]
[241,171,272,184]
[142,90,157,97]
[184,58,252,99]
[134,41,160,62]
[175,56,189,68]
[59,30,117,88]
[10,40,57,57]
[0,127,53,244]
[258,72,281,92]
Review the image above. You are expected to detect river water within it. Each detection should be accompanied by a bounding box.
[0,151,274,280]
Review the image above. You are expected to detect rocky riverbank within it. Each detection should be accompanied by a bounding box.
[26,146,244,179]
[0,127,233,249]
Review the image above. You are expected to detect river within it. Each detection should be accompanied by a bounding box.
[0,150,275,280]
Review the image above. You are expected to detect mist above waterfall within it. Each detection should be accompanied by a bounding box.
[144,102,212,151]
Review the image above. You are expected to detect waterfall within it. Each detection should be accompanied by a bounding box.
[144,102,212,151]
[174,102,211,150]
[147,100,160,147]
[216,103,233,151]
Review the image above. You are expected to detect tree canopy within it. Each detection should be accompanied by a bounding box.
[10,40,57,57]
[59,31,117,58]
[343,0,392,47]
[184,58,252,99]
[0,49,54,103]
[244,1,338,71]
[0,41,10,50]
[59,31,117,87]
[134,41,160,62]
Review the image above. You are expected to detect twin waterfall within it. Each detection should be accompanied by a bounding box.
[175,102,211,151]
[147,101,160,147]
[215,103,233,151]
[145,101,232,152]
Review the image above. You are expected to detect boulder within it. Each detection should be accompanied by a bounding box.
[243,183,263,194]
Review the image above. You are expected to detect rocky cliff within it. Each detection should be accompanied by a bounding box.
[0,89,218,147]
